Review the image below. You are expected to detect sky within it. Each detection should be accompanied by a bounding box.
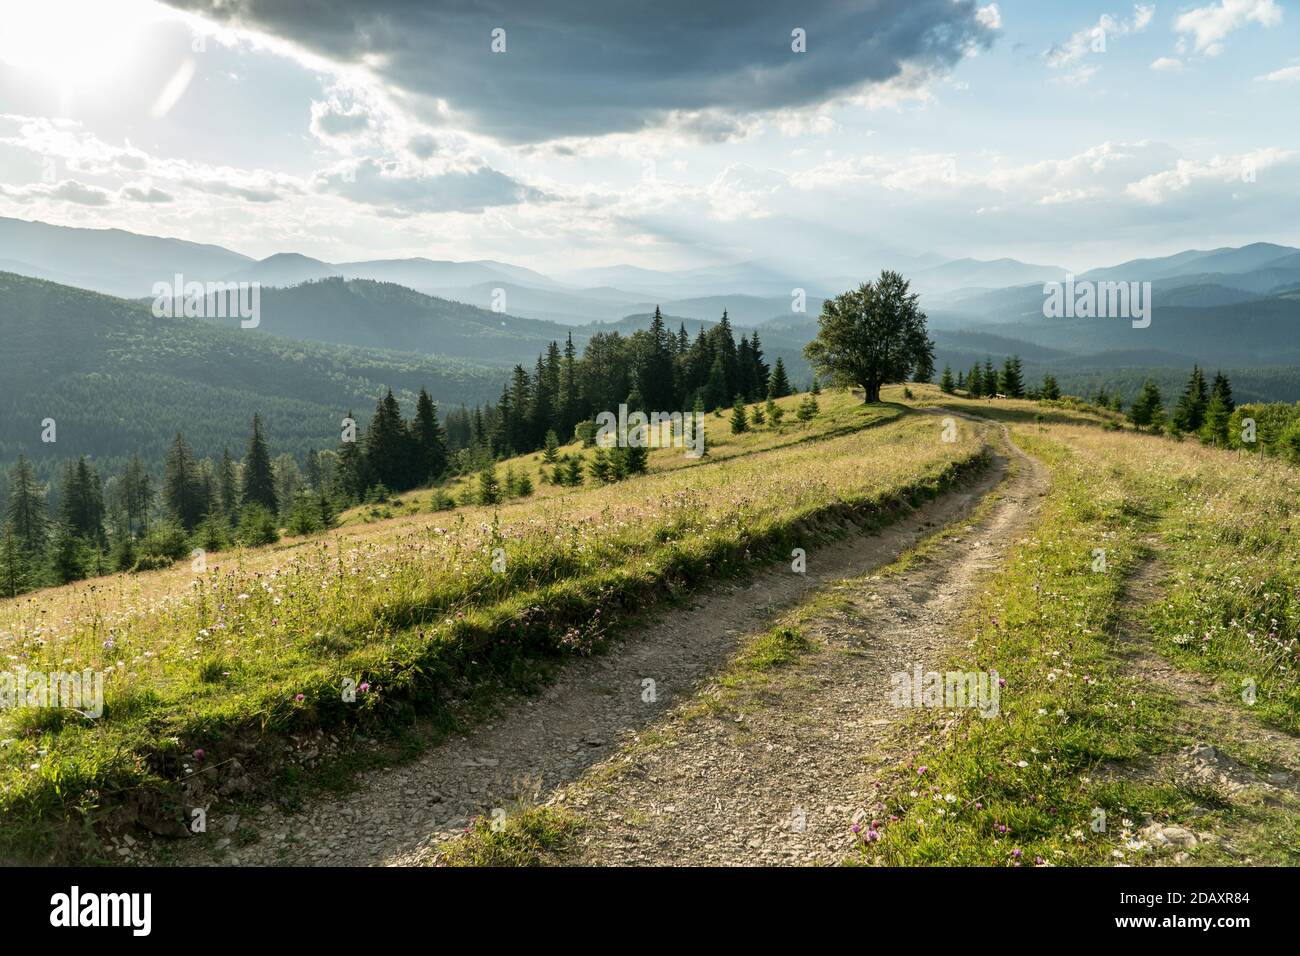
[0,0,1297,276]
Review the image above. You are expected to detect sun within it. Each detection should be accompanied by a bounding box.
[0,0,166,90]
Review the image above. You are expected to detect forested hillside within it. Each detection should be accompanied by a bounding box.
[0,272,502,476]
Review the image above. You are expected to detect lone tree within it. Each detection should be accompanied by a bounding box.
[803,271,934,403]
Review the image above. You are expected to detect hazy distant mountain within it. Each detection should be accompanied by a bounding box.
[976,292,1300,367]
[228,278,575,365]
[335,257,560,292]
[0,215,252,297]
[555,259,834,300]
[5,215,1298,401]
[225,252,341,286]
[1079,242,1300,282]
[910,257,1067,294]
[435,281,640,324]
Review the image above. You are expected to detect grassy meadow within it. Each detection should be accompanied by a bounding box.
[855,388,1300,866]
[0,388,989,861]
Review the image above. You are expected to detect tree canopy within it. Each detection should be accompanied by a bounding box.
[803,271,935,403]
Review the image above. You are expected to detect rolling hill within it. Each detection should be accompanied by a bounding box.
[0,272,503,476]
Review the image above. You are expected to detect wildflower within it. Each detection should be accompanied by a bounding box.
[295,693,305,703]
[193,748,205,760]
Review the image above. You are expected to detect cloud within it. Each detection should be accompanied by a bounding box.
[160,0,998,143]
[0,179,112,206]
[120,184,175,203]
[310,98,373,139]
[1055,64,1100,87]
[1174,0,1282,57]
[1150,57,1184,71]
[407,133,439,159]
[179,176,294,203]
[976,5,1003,30]
[1044,4,1154,68]
[0,114,300,205]
[314,158,542,214]
[1255,64,1300,82]
[1125,147,1296,204]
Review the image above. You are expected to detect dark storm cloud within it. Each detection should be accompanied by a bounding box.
[162,0,997,142]
[315,158,544,213]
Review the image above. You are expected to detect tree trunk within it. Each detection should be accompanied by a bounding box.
[864,382,881,403]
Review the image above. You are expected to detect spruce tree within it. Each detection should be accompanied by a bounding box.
[730,395,749,434]
[217,449,239,521]
[558,333,580,440]
[46,522,86,585]
[0,531,27,598]
[335,410,366,504]
[590,447,613,483]
[1041,375,1061,400]
[1210,371,1235,414]
[478,465,502,505]
[1172,365,1208,433]
[564,455,584,486]
[1129,380,1164,429]
[623,443,648,475]
[737,335,757,402]
[641,307,676,412]
[713,310,739,398]
[703,355,729,411]
[542,430,560,464]
[1000,356,1025,398]
[767,357,792,399]
[241,414,279,514]
[968,364,983,397]
[5,455,47,557]
[59,457,105,545]
[306,449,324,492]
[117,453,153,537]
[411,388,449,485]
[1200,392,1231,446]
[317,490,338,530]
[939,364,955,394]
[765,395,783,425]
[749,332,770,401]
[163,433,205,531]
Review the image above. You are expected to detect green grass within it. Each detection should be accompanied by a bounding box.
[854,430,1184,865]
[436,806,580,867]
[854,418,1300,866]
[0,395,988,862]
